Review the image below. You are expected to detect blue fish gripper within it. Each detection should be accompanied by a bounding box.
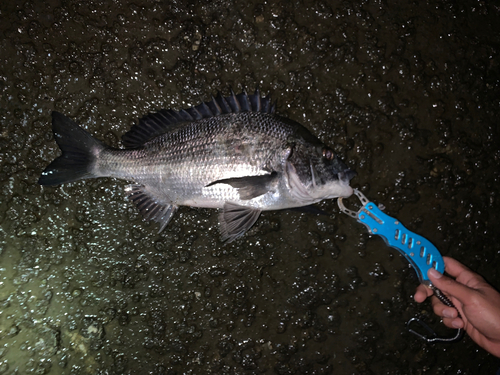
[338,189,444,285]
[337,189,463,343]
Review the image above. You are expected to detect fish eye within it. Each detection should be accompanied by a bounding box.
[322,148,334,160]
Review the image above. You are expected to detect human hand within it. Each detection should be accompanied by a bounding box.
[414,256,500,358]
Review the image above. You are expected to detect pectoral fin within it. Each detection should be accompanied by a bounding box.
[206,172,278,200]
[219,202,262,242]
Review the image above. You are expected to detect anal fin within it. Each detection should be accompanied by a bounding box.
[219,202,262,242]
[125,184,178,233]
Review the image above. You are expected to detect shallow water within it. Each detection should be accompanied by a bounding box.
[1,0,499,374]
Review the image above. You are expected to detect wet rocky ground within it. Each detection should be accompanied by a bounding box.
[0,0,499,374]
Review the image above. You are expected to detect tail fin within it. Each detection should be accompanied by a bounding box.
[38,112,107,186]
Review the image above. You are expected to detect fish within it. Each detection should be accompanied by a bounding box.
[39,89,356,242]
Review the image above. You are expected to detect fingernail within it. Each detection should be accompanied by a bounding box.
[451,320,462,329]
[442,309,454,318]
[429,268,442,279]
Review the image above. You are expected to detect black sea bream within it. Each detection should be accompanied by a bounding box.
[39,90,356,242]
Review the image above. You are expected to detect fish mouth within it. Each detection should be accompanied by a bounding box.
[336,169,356,198]
[338,169,357,183]
[286,162,357,202]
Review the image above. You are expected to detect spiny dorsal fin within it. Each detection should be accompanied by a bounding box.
[122,88,275,149]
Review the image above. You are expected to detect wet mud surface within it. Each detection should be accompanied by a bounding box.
[1,0,500,374]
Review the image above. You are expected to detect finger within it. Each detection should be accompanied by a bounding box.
[430,296,458,319]
[430,296,466,332]
[442,257,487,288]
[427,268,474,305]
[442,257,475,281]
[414,284,432,303]
[441,316,465,330]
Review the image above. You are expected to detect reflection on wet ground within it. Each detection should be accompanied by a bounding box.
[0,0,499,373]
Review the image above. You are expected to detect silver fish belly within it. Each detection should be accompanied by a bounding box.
[39,90,356,242]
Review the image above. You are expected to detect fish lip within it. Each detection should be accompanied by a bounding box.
[338,169,357,182]
[335,169,356,198]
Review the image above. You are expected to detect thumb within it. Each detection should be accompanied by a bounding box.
[428,268,473,305]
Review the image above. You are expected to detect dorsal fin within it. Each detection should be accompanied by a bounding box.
[122,88,275,149]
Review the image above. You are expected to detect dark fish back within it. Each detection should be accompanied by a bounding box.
[138,111,296,174]
[122,89,276,148]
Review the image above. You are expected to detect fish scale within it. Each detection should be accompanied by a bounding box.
[39,90,356,242]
